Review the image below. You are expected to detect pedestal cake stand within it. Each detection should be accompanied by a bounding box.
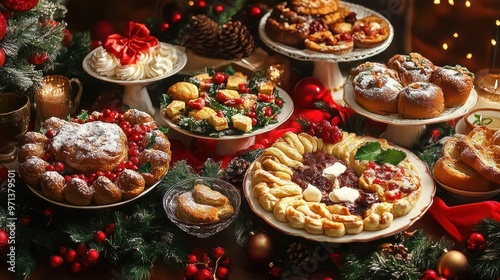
[343,76,478,148]
[82,44,187,116]
[259,1,394,103]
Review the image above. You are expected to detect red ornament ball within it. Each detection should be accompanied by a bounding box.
[28,52,48,65]
[49,255,63,268]
[293,77,328,108]
[466,232,486,252]
[94,230,107,243]
[1,0,39,12]
[421,269,438,280]
[0,12,7,40]
[248,6,262,18]
[0,48,5,68]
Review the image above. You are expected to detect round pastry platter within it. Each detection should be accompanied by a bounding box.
[343,76,479,126]
[82,43,188,116]
[343,76,478,147]
[259,1,394,91]
[26,179,162,210]
[243,142,436,243]
[162,88,294,155]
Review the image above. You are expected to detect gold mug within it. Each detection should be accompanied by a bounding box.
[0,93,31,162]
[35,75,83,123]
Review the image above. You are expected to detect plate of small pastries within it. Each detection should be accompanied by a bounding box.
[18,109,171,209]
[243,130,436,243]
[259,0,394,61]
[433,126,500,203]
[161,69,294,140]
[344,52,478,125]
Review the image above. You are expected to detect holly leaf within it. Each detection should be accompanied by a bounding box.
[138,162,152,173]
[354,141,382,161]
[378,149,407,165]
[354,141,407,166]
[158,126,169,134]
[146,135,156,149]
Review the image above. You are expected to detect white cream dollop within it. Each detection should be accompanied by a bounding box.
[89,47,119,77]
[303,184,322,202]
[329,187,360,203]
[322,162,347,180]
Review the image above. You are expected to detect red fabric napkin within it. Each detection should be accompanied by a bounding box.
[428,197,500,242]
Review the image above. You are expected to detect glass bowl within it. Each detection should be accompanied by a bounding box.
[163,177,241,238]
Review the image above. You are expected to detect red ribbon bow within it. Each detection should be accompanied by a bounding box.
[104,21,158,65]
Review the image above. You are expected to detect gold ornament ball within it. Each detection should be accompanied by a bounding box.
[437,250,468,279]
[246,232,275,263]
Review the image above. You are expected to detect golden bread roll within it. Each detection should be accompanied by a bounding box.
[353,71,403,115]
[19,157,49,188]
[63,178,93,206]
[93,176,123,205]
[387,52,435,86]
[431,65,474,107]
[40,171,66,202]
[433,156,491,191]
[167,81,199,103]
[18,143,45,163]
[116,169,146,200]
[398,82,444,119]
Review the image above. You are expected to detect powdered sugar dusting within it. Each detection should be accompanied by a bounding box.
[51,121,125,158]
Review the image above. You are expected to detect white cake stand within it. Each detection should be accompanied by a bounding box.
[259,1,394,102]
[343,76,478,148]
[82,44,187,116]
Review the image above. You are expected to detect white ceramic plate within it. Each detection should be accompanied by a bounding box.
[343,76,478,125]
[434,177,500,203]
[163,88,294,140]
[27,179,161,210]
[258,1,394,62]
[243,141,436,243]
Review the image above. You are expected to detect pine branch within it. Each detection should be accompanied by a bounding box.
[201,159,221,178]
[405,230,453,271]
[467,219,500,280]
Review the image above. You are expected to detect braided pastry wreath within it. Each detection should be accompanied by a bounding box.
[246,131,422,238]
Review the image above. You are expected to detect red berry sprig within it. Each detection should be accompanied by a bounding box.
[49,245,100,272]
[184,247,231,280]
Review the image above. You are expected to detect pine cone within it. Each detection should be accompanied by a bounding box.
[286,242,311,266]
[219,157,250,185]
[380,243,411,260]
[217,20,255,60]
[186,15,219,57]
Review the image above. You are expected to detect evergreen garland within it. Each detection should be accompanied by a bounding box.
[467,219,500,280]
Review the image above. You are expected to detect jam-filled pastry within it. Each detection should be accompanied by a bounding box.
[352,15,390,48]
[304,30,354,54]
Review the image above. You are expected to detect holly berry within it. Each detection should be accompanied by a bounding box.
[421,269,438,280]
[85,249,99,263]
[58,246,68,256]
[212,247,225,259]
[71,261,82,273]
[76,243,88,257]
[20,216,30,226]
[216,266,229,279]
[195,268,213,280]
[63,249,77,263]
[185,263,198,277]
[218,256,231,268]
[187,254,198,264]
[264,107,273,117]
[0,228,8,252]
[94,230,107,243]
[43,208,53,217]
[0,48,5,68]
[106,223,116,235]
[49,255,63,268]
